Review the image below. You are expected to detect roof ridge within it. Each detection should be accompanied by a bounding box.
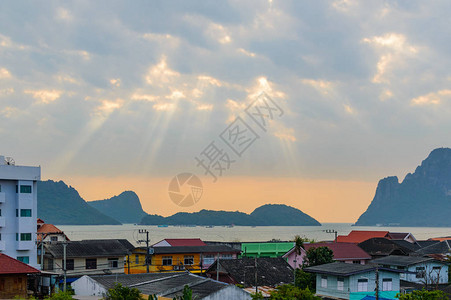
[129,272,188,287]
[159,277,211,297]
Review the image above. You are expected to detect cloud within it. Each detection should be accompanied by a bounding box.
[0,68,11,79]
[145,56,180,86]
[24,89,63,104]
[411,90,451,106]
[301,79,334,96]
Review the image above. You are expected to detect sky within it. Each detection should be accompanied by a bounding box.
[1,1,450,222]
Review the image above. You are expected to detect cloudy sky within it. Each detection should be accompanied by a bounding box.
[1,1,450,222]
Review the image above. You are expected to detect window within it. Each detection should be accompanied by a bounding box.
[86,259,97,269]
[16,185,18,193]
[382,278,392,291]
[433,266,441,272]
[221,254,233,259]
[337,277,344,291]
[353,260,361,264]
[65,259,74,271]
[108,258,119,268]
[162,256,173,266]
[20,233,32,241]
[416,267,426,278]
[203,255,215,265]
[20,185,32,193]
[16,209,18,217]
[357,279,368,292]
[17,256,29,264]
[184,255,194,265]
[20,209,32,217]
[47,258,54,270]
[135,254,140,264]
[50,236,58,242]
[321,275,327,288]
[16,233,18,241]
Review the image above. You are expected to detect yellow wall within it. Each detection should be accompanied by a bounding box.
[125,250,203,274]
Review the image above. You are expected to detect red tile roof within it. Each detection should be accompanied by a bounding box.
[336,231,390,244]
[0,254,40,274]
[165,239,206,246]
[37,223,68,241]
[304,242,371,261]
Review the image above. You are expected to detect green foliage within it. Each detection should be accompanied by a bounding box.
[396,289,448,300]
[251,291,265,300]
[45,291,74,300]
[172,285,195,300]
[295,269,315,292]
[105,283,143,300]
[14,296,36,300]
[303,246,334,267]
[148,295,158,300]
[269,285,321,300]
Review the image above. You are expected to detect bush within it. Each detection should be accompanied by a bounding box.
[105,283,143,300]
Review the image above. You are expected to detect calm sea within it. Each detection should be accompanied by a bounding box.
[58,223,451,246]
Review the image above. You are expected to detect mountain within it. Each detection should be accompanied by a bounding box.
[88,191,147,224]
[355,148,451,227]
[140,204,321,226]
[37,180,121,225]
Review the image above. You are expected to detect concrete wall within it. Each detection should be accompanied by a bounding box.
[72,275,107,297]
[402,262,449,284]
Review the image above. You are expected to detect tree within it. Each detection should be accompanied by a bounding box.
[105,283,143,300]
[172,285,196,300]
[303,246,334,267]
[269,284,321,300]
[396,289,448,300]
[44,291,74,300]
[295,269,315,291]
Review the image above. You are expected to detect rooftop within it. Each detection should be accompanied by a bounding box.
[358,238,412,256]
[0,254,40,274]
[415,240,451,255]
[371,255,438,267]
[305,261,401,276]
[45,239,134,258]
[302,242,372,260]
[153,238,207,247]
[147,245,240,254]
[336,231,390,243]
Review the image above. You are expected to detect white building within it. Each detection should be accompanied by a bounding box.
[0,155,40,269]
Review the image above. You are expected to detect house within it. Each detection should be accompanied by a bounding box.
[0,253,40,299]
[387,233,417,244]
[415,240,451,259]
[358,238,412,259]
[205,257,293,287]
[43,239,134,276]
[72,271,251,299]
[337,231,390,243]
[371,255,449,284]
[152,238,206,247]
[0,157,41,268]
[240,241,294,258]
[305,261,403,300]
[127,245,240,274]
[283,242,372,269]
[37,219,69,243]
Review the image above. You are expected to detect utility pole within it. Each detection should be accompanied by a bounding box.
[138,229,150,273]
[63,236,68,292]
[255,257,258,295]
[216,253,220,281]
[375,266,379,300]
[324,229,338,242]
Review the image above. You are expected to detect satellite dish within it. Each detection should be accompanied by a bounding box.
[5,157,15,165]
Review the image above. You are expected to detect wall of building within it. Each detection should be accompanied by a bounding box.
[202,285,252,300]
[0,163,40,269]
[72,275,107,297]
[45,256,125,276]
[403,262,449,284]
[0,274,28,299]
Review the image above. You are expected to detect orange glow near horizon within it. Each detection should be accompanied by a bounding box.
[52,175,376,223]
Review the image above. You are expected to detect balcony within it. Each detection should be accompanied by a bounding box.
[0,217,5,227]
[0,192,5,203]
[17,240,34,250]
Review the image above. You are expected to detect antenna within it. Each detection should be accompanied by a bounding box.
[5,157,15,165]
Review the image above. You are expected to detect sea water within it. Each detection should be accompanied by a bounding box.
[58,223,451,246]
